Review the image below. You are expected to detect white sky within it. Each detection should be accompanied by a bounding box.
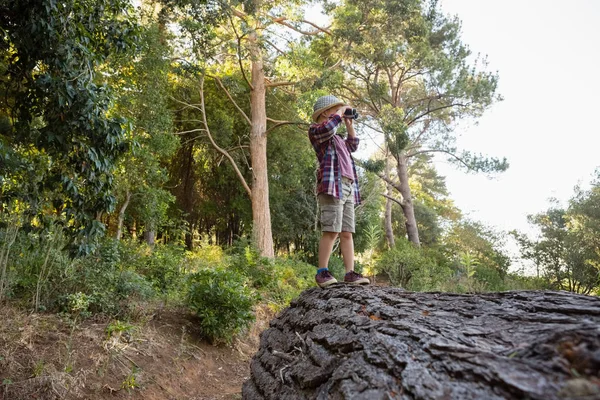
[431,0,600,263]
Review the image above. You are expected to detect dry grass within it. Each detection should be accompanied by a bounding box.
[0,304,254,400]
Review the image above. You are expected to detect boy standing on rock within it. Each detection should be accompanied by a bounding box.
[308,95,370,288]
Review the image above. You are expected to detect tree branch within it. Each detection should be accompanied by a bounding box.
[407,148,472,170]
[268,15,332,35]
[173,128,208,136]
[265,80,296,88]
[228,15,253,90]
[405,103,468,126]
[366,168,403,193]
[263,38,286,56]
[265,118,310,134]
[230,7,248,21]
[300,19,332,35]
[198,78,252,197]
[381,193,404,207]
[209,75,252,125]
[407,119,431,148]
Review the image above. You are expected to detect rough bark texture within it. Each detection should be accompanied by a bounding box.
[115,190,131,240]
[384,155,395,249]
[248,30,274,259]
[243,286,600,400]
[397,155,420,247]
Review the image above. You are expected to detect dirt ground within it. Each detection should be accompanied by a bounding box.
[0,304,274,400]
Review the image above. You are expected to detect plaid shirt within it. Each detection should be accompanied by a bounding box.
[308,114,361,204]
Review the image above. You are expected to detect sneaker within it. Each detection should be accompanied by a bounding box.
[344,271,370,285]
[315,269,338,288]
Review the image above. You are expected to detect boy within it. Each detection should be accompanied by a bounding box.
[308,95,370,288]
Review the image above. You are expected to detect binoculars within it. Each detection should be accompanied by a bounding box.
[343,108,359,120]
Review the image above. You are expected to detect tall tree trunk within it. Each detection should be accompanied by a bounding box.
[144,229,156,247]
[248,30,274,258]
[115,190,131,240]
[397,154,420,246]
[384,153,395,248]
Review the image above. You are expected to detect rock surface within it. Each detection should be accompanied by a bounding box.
[242,286,600,400]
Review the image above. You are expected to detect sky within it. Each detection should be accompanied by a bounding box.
[434,0,599,229]
[414,0,600,269]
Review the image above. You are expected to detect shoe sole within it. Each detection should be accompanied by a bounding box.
[344,279,370,285]
[317,279,338,288]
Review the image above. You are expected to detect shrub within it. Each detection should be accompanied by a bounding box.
[228,246,275,290]
[263,258,315,310]
[474,265,506,291]
[186,268,257,344]
[56,240,158,317]
[227,246,316,310]
[134,244,185,296]
[327,255,346,281]
[504,273,551,290]
[376,239,430,288]
[187,239,225,270]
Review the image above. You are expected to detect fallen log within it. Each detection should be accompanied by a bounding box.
[242,286,600,400]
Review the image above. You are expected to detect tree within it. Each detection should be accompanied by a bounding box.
[164,0,331,257]
[515,197,600,295]
[108,8,178,244]
[319,0,507,246]
[444,219,510,275]
[0,0,138,252]
[244,286,600,398]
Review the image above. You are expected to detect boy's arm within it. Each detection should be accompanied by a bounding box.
[309,114,342,144]
[344,117,360,152]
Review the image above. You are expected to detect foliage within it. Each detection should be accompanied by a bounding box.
[444,220,510,275]
[186,268,256,343]
[375,238,431,287]
[513,176,600,295]
[314,0,507,246]
[228,245,316,309]
[109,15,178,242]
[406,246,453,291]
[0,0,139,253]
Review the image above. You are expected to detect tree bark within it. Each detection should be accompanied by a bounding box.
[396,154,420,246]
[248,30,274,258]
[243,286,600,400]
[384,154,395,249]
[144,229,156,247]
[115,190,131,240]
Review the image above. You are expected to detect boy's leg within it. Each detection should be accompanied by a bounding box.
[316,193,343,287]
[340,180,369,285]
[339,231,354,273]
[318,231,339,269]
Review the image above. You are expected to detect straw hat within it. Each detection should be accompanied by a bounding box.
[311,95,345,122]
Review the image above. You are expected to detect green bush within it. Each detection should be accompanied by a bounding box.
[227,246,316,309]
[186,268,257,344]
[474,265,506,291]
[52,240,160,317]
[228,246,275,290]
[503,273,550,290]
[263,258,315,309]
[376,239,431,288]
[135,244,185,297]
[327,255,345,281]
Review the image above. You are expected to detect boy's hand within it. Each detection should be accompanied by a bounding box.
[336,105,352,117]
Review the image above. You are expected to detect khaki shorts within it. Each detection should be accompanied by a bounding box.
[318,178,355,233]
